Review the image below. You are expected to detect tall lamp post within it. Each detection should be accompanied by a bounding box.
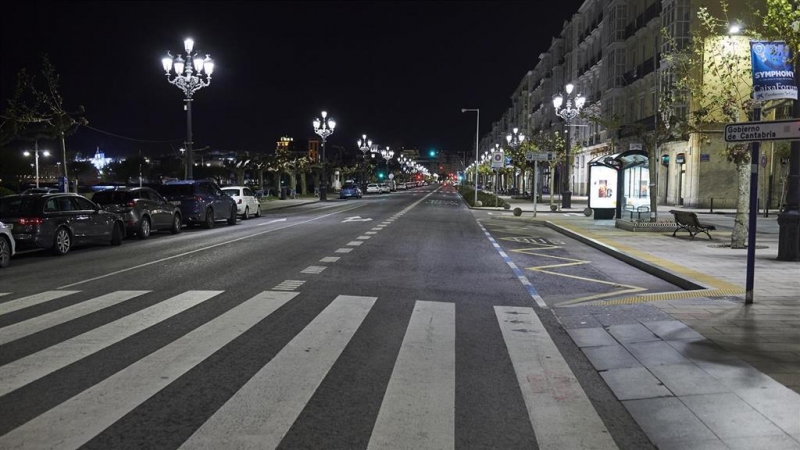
[161,38,215,180]
[313,111,336,201]
[23,141,50,188]
[506,127,526,196]
[381,146,394,181]
[358,134,372,188]
[553,83,585,209]
[461,108,480,206]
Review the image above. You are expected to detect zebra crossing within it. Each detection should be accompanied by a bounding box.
[0,289,618,449]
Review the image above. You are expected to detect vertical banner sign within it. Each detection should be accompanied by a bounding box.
[750,41,797,101]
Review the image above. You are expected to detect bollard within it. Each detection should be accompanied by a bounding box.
[710,197,714,213]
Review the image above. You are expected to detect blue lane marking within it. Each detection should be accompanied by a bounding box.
[478,223,548,309]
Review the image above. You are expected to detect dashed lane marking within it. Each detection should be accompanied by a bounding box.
[273,280,306,291]
[320,257,340,263]
[301,266,327,274]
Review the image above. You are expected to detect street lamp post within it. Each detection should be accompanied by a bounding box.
[461,108,480,206]
[380,146,394,181]
[506,127,526,193]
[162,38,215,180]
[358,134,372,188]
[23,141,50,188]
[313,111,336,201]
[553,83,585,209]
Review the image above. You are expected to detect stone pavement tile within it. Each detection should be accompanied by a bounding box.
[650,364,731,396]
[722,435,800,450]
[554,313,603,329]
[664,339,742,364]
[582,344,641,371]
[736,385,800,440]
[622,397,720,449]
[655,440,730,450]
[769,373,800,389]
[607,323,660,343]
[643,320,706,341]
[566,327,617,347]
[695,359,778,391]
[624,341,692,368]
[745,360,800,374]
[600,367,672,400]
[681,393,787,439]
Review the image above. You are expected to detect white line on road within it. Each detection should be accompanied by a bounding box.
[179,295,376,450]
[0,290,223,397]
[320,257,340,263]
[347,241,364,246]
[368,301,455,450]
[300,266,326,274]
[0,291,299,450]
[273,280,306,291]
[256,218,288,226]
[357,236,371,240]
[0,290,80,316]
[335,248,353,253]
[0,291,150,345]
[57,204,366,289]
[495,306,617,450]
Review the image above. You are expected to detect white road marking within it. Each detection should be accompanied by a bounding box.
[273,280,306,291]
[256,218,287,226]
[180,295,376,450]
[58,204,366,289]
[368,301,455,450]
[0,290,80,316]
[0,291,299,450]
[335,248,353,253]
[357,236,371,240]
[365,231,377,235]
[347,241,364,246]
[0,291,150,345]
[300,266,326,274]
[0,290,222,397]
[320,257,340,263]
[495,306,617,450]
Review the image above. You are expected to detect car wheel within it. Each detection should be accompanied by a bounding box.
[111,222,123,246]
[52,227,71,256]
[243,206,250,220]
[0,236,10,268]
[228,206,237,225]
[170,214,182,234]
[204,208,214,229]
[255,205,261,218]
[137,216,151,239]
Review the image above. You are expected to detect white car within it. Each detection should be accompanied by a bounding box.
[379,183,391,193]
[0,221,15,268]
[366,183,381,194]
[222,186,261,219]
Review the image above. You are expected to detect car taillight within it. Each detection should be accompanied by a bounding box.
[194,196,204,202]
[126,200,136,208]
[18,217,43,226]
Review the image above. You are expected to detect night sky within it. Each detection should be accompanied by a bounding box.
[2,1,583,161]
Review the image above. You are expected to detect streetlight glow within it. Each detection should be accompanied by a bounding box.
[313,110,336,201]
[553,82,585,208]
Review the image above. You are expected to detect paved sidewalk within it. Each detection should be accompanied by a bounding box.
[486,195,800,449]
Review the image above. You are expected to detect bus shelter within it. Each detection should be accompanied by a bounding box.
[587,149,649,220]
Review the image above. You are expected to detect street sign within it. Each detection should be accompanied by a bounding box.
[491,151,504,169]
[724,119,800,142]
[527,152,553,162]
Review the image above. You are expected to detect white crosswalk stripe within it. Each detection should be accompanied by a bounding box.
[0,290,80,316]
[0,290,222,397]
[0,291,298,450]
[179,295,376,450]
[300,265,326,274]
[0,290,611,449]
[0,290,150,345]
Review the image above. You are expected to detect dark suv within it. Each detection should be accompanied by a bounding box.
[156,180,238,229]
[92,187,182,239]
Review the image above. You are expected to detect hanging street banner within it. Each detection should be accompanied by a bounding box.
[750,41,797,101]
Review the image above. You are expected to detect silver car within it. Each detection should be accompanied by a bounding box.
[0,221,15,268]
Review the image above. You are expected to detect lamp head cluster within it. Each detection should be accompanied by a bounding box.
[162,37,214,98]
[506,127,526,148]
[358,134,372,154]
[553,83,586,122]
[313,111,336,141]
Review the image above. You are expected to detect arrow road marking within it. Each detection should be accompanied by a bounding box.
[343,216,373,222]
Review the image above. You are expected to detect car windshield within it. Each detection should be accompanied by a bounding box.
[158,185,194,196]
[0,196,38,217]
[92,191,131,204]
[222,189,239,196]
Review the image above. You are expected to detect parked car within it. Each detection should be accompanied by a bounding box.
[0,221,15,268]
[222,186,261,219]
[92,187,182,239]
[0,193,125,256]
[156,180,238,229]
[366,183,381,194]
[379,183,391,194]
[339,183,362,199]
[396,182,407,191]
[22,187,60,195]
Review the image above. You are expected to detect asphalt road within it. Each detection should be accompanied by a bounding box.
[0,184,674,449]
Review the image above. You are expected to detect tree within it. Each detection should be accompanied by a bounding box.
[531,130,566,210]
[662,2,760,247]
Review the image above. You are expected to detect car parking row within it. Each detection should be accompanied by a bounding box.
[0,180,267,267]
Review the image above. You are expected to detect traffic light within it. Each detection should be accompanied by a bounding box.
[378,172,385,179]
[661,154,670,167]
[429,149,436,157]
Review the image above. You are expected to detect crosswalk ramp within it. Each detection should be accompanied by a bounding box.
[0,289,617,449]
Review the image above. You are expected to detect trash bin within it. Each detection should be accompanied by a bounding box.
[280,187,287,200]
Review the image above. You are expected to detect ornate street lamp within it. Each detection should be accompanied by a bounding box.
[553,83,585,208]
[380,146,394,181]
[23,141,49,188]
[358,134,372,187]
[162,38,214,180]
[506,127,525,149]
[313,110,336,200]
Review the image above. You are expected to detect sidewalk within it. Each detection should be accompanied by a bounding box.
[489,195,800,449]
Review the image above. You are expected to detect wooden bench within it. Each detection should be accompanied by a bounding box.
[669,209,716,240]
